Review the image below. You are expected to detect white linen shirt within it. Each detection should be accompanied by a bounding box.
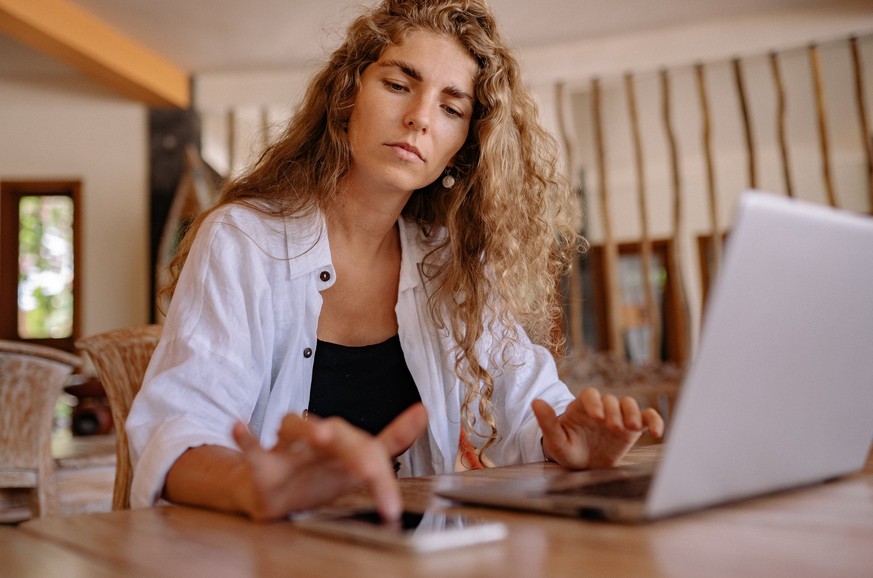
[127,203,574,508]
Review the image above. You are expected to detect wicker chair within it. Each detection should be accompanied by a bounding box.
[0,340,81,523]
[76,325,162,510]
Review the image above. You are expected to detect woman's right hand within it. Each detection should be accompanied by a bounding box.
[232,403,428,522]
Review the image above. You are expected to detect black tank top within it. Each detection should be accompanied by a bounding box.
[308,335,421,435]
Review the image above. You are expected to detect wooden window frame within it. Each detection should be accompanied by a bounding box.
[1,180,82,352]
[583,239,686,365]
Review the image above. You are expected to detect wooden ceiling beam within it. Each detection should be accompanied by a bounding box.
[0,0,189,108]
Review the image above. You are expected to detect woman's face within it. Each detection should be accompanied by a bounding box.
[346,30,477,197]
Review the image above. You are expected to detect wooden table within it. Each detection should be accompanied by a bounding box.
[0,526,120,576]
[12,445,873,578]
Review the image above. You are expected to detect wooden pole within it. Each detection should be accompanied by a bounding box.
[555,82,586,352]
[694,63,721,297]
[226,108,236,178]
[849,36,873,214]
[733,58,757,189]
[769,52,795,198]
[624,72,661,363]
[260,105,272,154]
[592,77,625,359]
[660,69,691,366]
[809,44,838,207]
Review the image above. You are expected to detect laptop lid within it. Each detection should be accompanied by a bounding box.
[645,191,873,518]
[437,191,873,522]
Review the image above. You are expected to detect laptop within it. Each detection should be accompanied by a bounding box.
[437,191,873,522]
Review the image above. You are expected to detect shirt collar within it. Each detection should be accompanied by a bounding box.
[283,210,435,292]
[282,210,332,280]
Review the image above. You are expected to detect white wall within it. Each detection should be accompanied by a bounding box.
[0,77,151,338]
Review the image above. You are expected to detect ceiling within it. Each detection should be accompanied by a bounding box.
[1,0,855,80]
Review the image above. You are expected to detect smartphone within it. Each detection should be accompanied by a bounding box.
[294,508,508,553]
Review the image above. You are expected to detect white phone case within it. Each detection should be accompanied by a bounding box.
[294,508,508,553]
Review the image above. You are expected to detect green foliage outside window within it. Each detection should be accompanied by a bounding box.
[18,195,74,339]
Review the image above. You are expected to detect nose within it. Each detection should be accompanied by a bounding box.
[404,97,431,133]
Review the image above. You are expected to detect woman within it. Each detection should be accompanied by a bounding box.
[127,0,663,522]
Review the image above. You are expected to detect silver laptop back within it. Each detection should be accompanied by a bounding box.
[646,192,873,519]
[437,192,873,522]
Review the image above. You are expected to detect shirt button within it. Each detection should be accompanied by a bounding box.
[303,348,313,358]
[319,271,331,282]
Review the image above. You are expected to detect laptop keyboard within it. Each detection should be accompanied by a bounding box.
[547,474,653,499]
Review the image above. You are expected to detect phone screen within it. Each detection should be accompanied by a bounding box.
[342,510,427,531]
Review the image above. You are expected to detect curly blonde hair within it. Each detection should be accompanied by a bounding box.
[161,0,583,459]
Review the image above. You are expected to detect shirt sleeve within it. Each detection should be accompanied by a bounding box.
[126,210,276,507]
[474,320,575,467]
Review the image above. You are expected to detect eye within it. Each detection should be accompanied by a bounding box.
[443,105,464,119]
[383,81,407,93]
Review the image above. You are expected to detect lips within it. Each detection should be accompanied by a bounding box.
[387,142,424,162]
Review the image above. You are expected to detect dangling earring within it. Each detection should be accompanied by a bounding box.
[441,171,456,189]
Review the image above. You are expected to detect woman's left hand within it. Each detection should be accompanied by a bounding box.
[531,387,664,470]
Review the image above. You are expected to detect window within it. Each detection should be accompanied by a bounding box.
[578,239,687,365]
[1,180,81,352]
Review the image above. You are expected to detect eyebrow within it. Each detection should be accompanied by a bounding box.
[378,59,475,105]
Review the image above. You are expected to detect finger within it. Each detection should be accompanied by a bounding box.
[532,399,569,462]
[275,413,313,452]
[641,408,665,438]
[308,418,403,521]
[531,399,561,440]
[377,403,428,457]
[576,387,606,420]
[359,451,403,522]
[232,421,261,455]
[602,394,624,432]
[619,396,643,430]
